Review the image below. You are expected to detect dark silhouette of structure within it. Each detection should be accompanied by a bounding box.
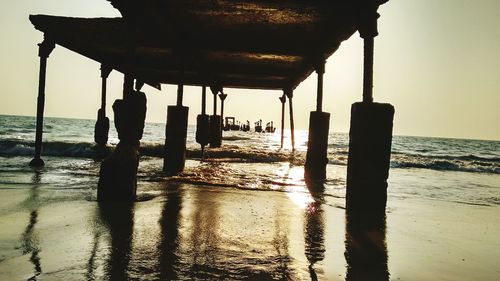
[28,0,394,214]
[345,212,389,281]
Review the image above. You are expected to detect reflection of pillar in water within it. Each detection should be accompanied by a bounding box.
[158,184,182,280]
[85,228,101,281]
[304,189,325,281]
[344,213,389,281]
[21,171,43,279]
[99,202,135,281]
[188,185,220,274]
[272,198,292,279]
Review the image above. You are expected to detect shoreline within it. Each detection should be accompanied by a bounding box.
[1,159,499,280]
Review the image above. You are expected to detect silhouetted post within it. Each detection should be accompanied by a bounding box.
[209,86,222,148]
[94,65,112,147]
[30,38,55,167]
[345,213,388,280]
[219,92,227,141]
[285,89,295,150]
[164,83,189,175]
[346,7,395,215]
[212,86,218,115]
[196,86,210,157]
[305,60,331,180]
[279,94,286,148]
[98,75,147,201]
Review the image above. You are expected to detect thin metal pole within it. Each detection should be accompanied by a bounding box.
[101,77,106,115]
[316,64,324,112]
[219,93,227,138]
[100,65,111,116]
[220,98,225,127]
[212,90,217,115]
[201,85,207,159]
[363,36,374,103]
[177,84,184,106]
[33,56,47,163]
[286,90,295,151]
[201,85,206,115]
[279,94,286,148]
[31,39,55,166]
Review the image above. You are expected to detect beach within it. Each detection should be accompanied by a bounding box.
[1,115,499,280]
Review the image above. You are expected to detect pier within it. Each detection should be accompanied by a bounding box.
[28,0,393,213]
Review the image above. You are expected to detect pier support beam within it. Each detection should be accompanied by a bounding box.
[196,86,210,157]
[30,38,55,167]
[346,103,394,213]
[209,86,222,148]
[305,61,330,180]
[164,84,189,175]
[98,75,147,201]
[94,65,112,147]
[279,94,286,148]
[346,7,394,214]
[285,89,295,151]
[219,92,227,140]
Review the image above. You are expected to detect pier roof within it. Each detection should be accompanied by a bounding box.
[30,0,387,90]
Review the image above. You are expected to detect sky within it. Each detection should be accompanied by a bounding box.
[0,0,499,140]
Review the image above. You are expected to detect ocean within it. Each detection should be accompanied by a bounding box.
[0,114,499,280]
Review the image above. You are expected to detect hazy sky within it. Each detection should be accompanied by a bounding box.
[0,0,499,140]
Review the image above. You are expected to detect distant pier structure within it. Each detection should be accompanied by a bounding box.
[29,0,394,214]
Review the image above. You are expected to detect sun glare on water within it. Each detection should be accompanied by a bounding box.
[274,163,314,209]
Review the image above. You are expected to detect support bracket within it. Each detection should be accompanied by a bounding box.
[38,38,55,58]
[100,65,112,79]
[218,93,227,101]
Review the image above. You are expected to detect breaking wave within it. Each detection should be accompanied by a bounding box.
[1,139,499,174]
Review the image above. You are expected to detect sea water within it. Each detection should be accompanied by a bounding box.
[1,115,498,204]
[0,114,499,280]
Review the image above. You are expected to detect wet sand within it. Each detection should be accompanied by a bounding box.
[1,165,499,280]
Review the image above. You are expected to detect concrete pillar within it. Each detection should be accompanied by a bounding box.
[209,115,222,148]
[196,86,210,156]
[30,38,55,167]
[305,111,330,180]
[346,103,394,214]
[305,61,330,180]
[94,65,112,147]
[345,212,388,280]
[346,8,394,214]
[164,84,189,175]
[209,86,222,148]
[285,89,295,150]
[279,94,285,148]
[164,106,189,174]
[98,75,147,201]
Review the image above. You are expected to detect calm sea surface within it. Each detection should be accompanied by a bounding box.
[0,114,499,280]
